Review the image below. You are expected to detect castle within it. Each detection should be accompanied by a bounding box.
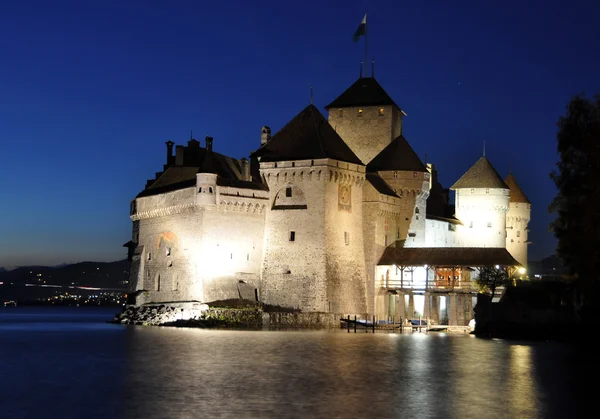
[126,75,531,325]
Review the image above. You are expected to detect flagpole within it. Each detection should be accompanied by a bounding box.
[364,13,368,77]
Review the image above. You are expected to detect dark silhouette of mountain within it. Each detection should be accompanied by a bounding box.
[529,254,566,278]
[0,267,6,273]
[0,260,130,289]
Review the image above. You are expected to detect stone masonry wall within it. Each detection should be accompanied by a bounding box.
[327,105,401,165]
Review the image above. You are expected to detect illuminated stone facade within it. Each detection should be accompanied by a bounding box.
[127,76,530,320]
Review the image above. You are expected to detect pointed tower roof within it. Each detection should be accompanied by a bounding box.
[504,173,531,204]
[252,104,362,164]
[325,77,401,110]
[451,157,508,190]
[367,135,427,173]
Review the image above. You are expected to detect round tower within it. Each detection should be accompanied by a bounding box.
[504,173,531,267]
[195,173,217,206]
[451,157,510,248]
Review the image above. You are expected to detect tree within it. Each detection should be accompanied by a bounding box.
[549,95,600,289]
[475,266,510,300]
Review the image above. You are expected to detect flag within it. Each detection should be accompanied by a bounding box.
[352,14,367,43]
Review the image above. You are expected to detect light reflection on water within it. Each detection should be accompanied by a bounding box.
[0,307,592,419]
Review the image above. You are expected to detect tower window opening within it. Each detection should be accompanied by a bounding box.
[393,171,398,178]
[289,231,296,241]
[147,253,151,261]
[209,187,213,193]
[397,228,400,239]
[469,221,473,228]
[471,189,474,194]
[487,222,492,228]
[415,207,420,214]
[344,231,350,246]
[486,188,489,194]
[166,247,171,256]
[357,109,363,117]
[517,231,521,237]
[167,261,172,267]
[378,108,384,116]
[286,187,292,197]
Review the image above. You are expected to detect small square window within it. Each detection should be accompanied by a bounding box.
[486,188,489,194]
[286,187,292,197]
[378,108,384,116]
[487,222,492,228]
[147,253,151,261]
[344,231,350,245]
[290,231,295,241]
[357,109,363,117]
[471,189,474,194]
[469,221,473,228]
[393,171,398,178]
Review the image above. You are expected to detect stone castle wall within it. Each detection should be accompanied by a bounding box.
[327,105,401,164]
[505,202,530,266]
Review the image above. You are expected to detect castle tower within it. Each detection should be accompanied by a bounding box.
[367,135,430,247]
[504,173,531,267]
[253,104,367,314]
[325,77,405,165]
[451,157,510,248]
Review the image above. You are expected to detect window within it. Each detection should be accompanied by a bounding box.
[471,189,474,194]
[517,231,521,237]
[384,234,388,246]
[209,187,213,193]
[167,260,172,267]
[448,224,456,231]
[289,231,295,241]
[166,247,171,256]
[469,221,473,228]
[393,171,398,178]
[286,187,292,197]
[378,108,384,116]
[486,188,489,194]
[344,231,350,246]
[147,253,151,261]
[415,208,420,214]
[357,109,363,117]
[487,222,492,228]
[397,228,400,239]
[155,274,161,291]
[413,172,417,178]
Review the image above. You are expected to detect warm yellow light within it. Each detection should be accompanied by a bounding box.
[518,267,526,275]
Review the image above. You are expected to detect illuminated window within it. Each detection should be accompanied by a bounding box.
[344,231,350,245]
[357,109,363,117]
[378,108,384,116]
[290,231,295,241]
[286,187,292,197]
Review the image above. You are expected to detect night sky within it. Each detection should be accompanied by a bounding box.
[1,0,599,269]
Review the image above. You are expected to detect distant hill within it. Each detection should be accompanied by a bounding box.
[528,254,566,277]
[0,259,130,289]
[0,267,6,273]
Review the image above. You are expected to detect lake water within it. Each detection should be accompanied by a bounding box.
[0,307,592,419]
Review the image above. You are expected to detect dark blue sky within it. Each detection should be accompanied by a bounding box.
[1,0,598,268]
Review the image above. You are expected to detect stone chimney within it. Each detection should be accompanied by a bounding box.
[241,158,250,181]
[205,135,213,152]
[261,126,271,146]
[175,145,184,165]
[165,141,174,165]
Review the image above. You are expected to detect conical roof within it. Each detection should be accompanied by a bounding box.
[252,104,362,164]
[504,173,530,204]
[450,156,508,190]
[367,135,427,173]
[325,77,401,110]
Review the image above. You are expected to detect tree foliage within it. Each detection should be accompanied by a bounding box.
[549,95,600,284]
[475,266,510,299]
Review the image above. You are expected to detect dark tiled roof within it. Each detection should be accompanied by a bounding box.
[366,173,398,197]
[137,145,266,198]
[367,135,427,172]
[253,104,362,164]
[451,157,508,190]
[325,77,401,110]
[378,242,520,267]
[504,173,531,204]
